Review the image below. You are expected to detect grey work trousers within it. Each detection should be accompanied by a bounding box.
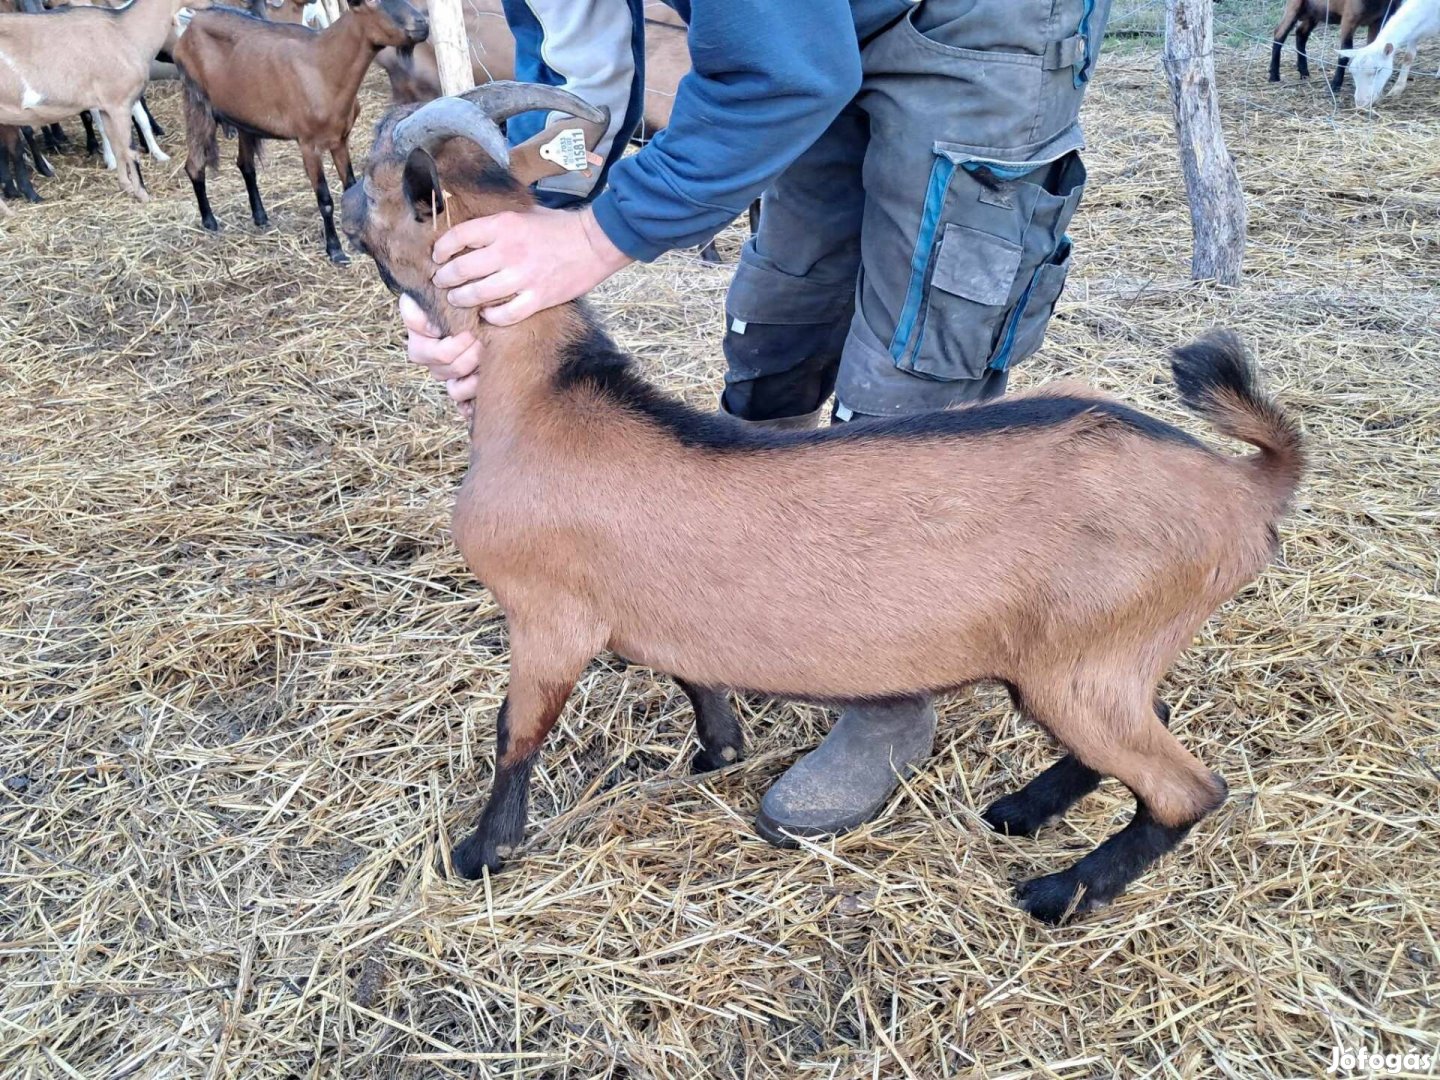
[722,0,1112,421]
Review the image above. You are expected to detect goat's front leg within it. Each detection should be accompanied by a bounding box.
[450,638,593,878]
[1388,53,1415,97]
[673,678,743,773]
[300,143,346,263]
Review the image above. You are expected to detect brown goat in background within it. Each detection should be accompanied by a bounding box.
[342,84,1304,926]
[174,0,428,262]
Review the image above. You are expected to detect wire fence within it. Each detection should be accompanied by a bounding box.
[1103,0,1439,119]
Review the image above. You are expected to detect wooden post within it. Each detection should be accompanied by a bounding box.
[1163,0,1246,285]
[428,0,476,96]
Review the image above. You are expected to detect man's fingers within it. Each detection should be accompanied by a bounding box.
[433,215,500,264]
[433,245,505,289]
[481,293,537,327]
[408,325,474,365]
[448,270,523,310]
[446,374,480,405]
[398,293,440,337]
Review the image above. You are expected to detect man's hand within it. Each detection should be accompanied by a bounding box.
[400,294,483,418]
[431,204,633,326]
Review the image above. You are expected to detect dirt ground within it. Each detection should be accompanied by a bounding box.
[2,15,1437,1080]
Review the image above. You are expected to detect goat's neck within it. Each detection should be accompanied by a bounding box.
[460,303,585,435]
[116,0,184,59]
[315,15,389,101]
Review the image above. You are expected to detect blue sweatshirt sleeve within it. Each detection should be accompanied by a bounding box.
[591,0,863,262]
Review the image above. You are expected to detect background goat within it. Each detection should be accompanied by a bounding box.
[340,84,1305,926]
[1269,0,1399,90]
[174,0,428,263]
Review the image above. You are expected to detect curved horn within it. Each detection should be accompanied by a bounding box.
[391,98,511,167]
[458,80,610,126]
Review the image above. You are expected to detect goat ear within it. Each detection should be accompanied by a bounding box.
[402,148,444,223]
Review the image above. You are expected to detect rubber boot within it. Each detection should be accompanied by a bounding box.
[721,401,824,432]
[756,697,936,846]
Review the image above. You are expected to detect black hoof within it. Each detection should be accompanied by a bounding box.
[201,216,220,232]
[33,157,54,179]
[1268,73,1280,83]
[328,248,350,266]
[982,792,1049,839]
[450,830,512,879]
[697,242,724,265]
[253,213,270,229]
[1014,871,1099,925]
[691,745,741,774]
[23,190,42,204]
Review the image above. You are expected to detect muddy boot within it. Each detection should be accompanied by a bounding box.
[756,697,936,846]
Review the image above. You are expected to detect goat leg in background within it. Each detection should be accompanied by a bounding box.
[300,143,347,263]
[130,100,169,162]
[80,110,105,159]
[140,95,165,138]
[1331,10,1364,91]
[98,104,148,201]
[236,132,269,228]
[19,127,55,178]
[328,141,357,191]
[1,127,44,202]
[41,122,68,151]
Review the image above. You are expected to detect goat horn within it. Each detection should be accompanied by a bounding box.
[458,80,610,127]
[391,98,512,167]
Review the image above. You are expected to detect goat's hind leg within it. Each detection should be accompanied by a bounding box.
[1294,16,1315,79]
[237,132,268,227]
[301,144,347,264]
[100,106,147,202]
[20,127,53,178]
[1011,687,1225,925]
[984,692,1172,839]
[674,678,743,773]
[1270,0,1306,80]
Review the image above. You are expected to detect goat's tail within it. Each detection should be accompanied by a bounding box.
[1171,330,1304,510]
[181,74,220,172]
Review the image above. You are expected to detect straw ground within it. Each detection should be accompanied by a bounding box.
[2,27,1438,1080]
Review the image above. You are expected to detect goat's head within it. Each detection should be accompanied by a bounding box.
[347,0,428,47]
[1340,41,1398,109]
[342,82,608,332]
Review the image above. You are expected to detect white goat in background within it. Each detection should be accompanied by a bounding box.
[1341,0,1440,107]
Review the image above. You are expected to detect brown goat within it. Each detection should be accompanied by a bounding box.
[1269,0,1398,89]
[174,0,428,262]
[341,85,1304,925]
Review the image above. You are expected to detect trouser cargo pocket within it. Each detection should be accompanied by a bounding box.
[889,147,1085,382]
